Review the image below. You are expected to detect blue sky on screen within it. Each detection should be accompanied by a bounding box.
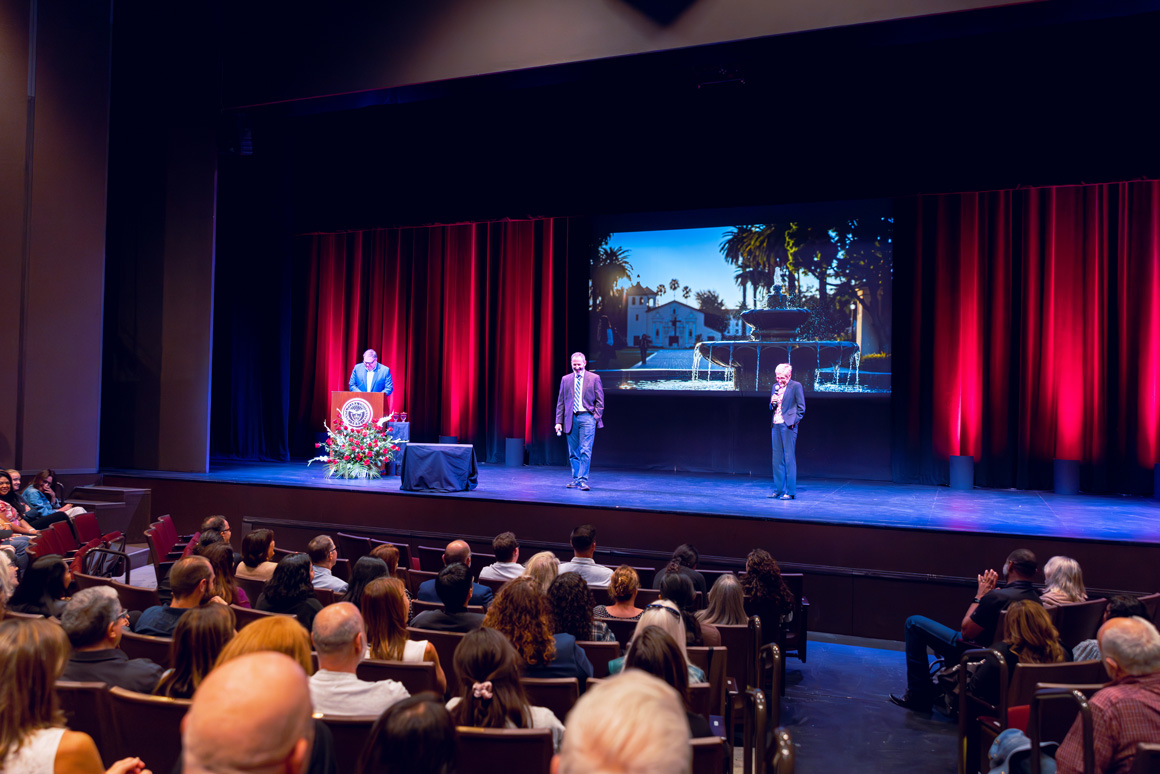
[608,227,743,308]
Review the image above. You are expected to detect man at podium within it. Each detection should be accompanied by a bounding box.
[347,349,393,396]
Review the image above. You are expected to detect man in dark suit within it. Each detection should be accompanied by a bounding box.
[769,363,805,500]
[555,352,605,491]
[416,540,494,609]
[410,564,485,632]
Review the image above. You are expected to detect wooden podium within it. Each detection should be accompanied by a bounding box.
[330,391,388,429]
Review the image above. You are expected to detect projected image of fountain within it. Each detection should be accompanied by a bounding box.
[694,287,860,393]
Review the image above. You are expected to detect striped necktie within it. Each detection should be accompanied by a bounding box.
[573,374,583,412]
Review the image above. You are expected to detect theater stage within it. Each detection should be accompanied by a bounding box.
[103,461,1160,640]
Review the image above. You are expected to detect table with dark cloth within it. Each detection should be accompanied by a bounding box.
[383,421,409,476]
[400,443,478,492]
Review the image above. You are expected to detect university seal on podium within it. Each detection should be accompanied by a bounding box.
[340,397,373,428]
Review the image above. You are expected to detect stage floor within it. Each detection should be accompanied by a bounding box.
[105,460,1160,546]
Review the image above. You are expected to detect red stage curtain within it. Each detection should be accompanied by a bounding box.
[895,181,1160,493]
[296,219,573,463]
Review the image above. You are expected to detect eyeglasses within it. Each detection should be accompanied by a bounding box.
[116,610,130,622]
[644,603,681,620]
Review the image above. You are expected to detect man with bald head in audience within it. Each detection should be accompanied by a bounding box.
[183,651,315,774]
[1056,616,1160,774]
[309,602,409,716]
[416,539,494,609]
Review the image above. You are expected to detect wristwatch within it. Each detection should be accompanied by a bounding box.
[971,597,982,604]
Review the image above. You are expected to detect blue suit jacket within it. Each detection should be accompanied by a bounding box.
[348,364,394,395]
[417,579,494,609]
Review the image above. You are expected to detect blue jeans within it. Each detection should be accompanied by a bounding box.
[904,615,967,698]
[567,413,596,483]
[771,423,799,495]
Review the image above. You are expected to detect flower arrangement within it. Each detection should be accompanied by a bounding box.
[309,417,401,479]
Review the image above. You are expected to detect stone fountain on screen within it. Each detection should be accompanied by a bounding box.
[693,286,859,393]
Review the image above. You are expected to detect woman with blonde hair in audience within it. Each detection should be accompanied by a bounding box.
[235,528,278,582]
[970,599,1069,704]
[521,551,559,593]
[483,575,593,680]
[362,576,447,693]
[154,604,236,699]
[0,618,150,774]
[607,599,705,683]
[200,542,250,608]
[447,627,565,751]
[594,565,644,621]
[697,572,748,626]
[216,614,314,674]
[7,554,71,618]
[1039,556,1087,607]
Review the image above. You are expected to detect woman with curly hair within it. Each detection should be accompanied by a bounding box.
[483,576,592,681]
[594,565,644,621]
[254,553,323,630]
[697,572,748,626]
[361,577,446,694]
[154,604,236,699]
[1039,556,1088,607]
[742,549,794,645]
[447,627,565,751]
[521,551,559,593]
[970,600,1069,704]
[200,542,250,608]
[547,572,616,643]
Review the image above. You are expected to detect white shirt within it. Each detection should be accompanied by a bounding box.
[2,726,65,774]
[446,697,565,752]
[479,561,524,582]
[558,557,614,587]
[309,669,409,717]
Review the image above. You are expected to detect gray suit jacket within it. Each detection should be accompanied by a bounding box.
[555,371,605,432]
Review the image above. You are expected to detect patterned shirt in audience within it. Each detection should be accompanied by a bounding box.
[1056,672,1160,774]
[589,619,617,642]
[1071,638,1100,663]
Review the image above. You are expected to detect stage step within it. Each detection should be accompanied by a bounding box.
[75,483,153,543]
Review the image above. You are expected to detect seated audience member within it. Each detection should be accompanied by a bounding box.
[362,577,447,693]
[1,469,39,527]
[478,531,522,582]
[60,587,164,693]
[594,565,645,621]
[741,549,795,645]
[1,618,151,774]
[652,544,708,597]
[370,543,414,602]
[1039,555,1088,607]
[416,540,494,609]
[20,469,82,529]
[154,604,236,699]
[136,556,223,637]
[548,572,616,643]
[217,614,313,674]
[183,516,230,559]
[0,548,17,605]
[309,602,409,716]
[608,600,705,683]
[1073,595,1148,662]
[1056,616,1160,774]
[890,548,1042,713]
[483,576,593,681]
[411,563,485,632]
[236,528,278,582]
[183,652,315,774]
[358,693,458,774]
[200,542,250,607]
[308,535,349,594]
[555,668,692,774]
[623,626,713,738]
[557,524,613,587]
[660,572,719,647]
[0,471,35,571]
[255,553,324,631]
[969,599,1069,705]
[343,556,391,609]
[697,573,748,627]
[447,627,566,751]
[7,554,72,618]
[522,551,560,594]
